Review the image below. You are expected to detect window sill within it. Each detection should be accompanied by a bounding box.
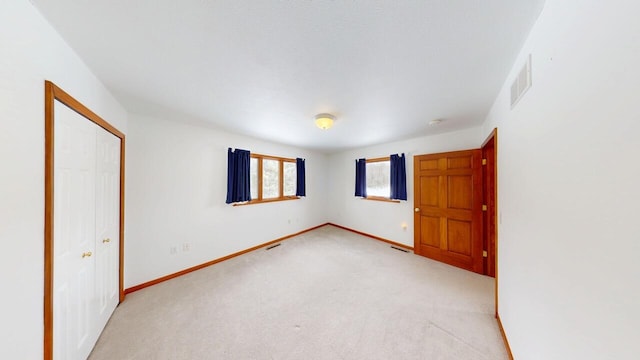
[232,196,300,206]
[363,196,401,203]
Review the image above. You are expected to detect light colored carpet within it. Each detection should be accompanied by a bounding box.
[89,225,507,360]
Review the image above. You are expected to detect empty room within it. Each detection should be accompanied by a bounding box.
[1,0,638,359]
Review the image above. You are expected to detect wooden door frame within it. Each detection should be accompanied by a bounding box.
[44,81,126,360]
[481,128,498,316]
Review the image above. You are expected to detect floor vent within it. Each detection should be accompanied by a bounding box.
[266,243,281,250]
[390,246,409,253]
[510,54,532,109]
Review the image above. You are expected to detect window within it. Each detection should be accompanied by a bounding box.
[246,153,298,204]
[362,157,400,203]
[283,161,296,196]
[262,158,280,199]
[366,159,390,197]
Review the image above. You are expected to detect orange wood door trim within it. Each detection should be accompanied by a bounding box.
[43,81,126,360]
[43,81,54,360]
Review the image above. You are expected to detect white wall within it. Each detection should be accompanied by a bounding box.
[326,127,481,247]
[0,2,128,359]
[125,115,328,287]
[482,0,640,359]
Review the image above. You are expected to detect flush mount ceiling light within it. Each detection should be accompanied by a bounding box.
[315,113,335,130]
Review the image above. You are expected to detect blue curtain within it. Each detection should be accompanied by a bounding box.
[355,158,367,197]
[225,148,251,204]
[390,153,407,201]
[296,158,306,196]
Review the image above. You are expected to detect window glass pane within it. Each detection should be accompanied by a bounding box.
[262,159,280,199]
[250,157,258,200]
[283,162,296,196]
[366,161,390,197]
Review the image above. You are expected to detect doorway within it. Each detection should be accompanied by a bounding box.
[44,81,126,360]
[481,128,498,316]
[482,129,497,278]
[413,133,498,279]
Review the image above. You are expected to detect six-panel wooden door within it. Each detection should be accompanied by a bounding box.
[413,150,483,274]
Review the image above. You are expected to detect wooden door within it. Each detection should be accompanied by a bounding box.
[95,128,121,331]
[54,100,97,360]
[413,150,483,273]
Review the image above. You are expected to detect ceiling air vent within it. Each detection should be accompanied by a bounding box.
[510,54,532,109]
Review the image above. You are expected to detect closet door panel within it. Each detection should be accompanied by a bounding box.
[95,127,121,331]
[54,101,97,360]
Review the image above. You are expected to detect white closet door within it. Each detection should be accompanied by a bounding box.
[95,127,120,331]
[53,101,97,360]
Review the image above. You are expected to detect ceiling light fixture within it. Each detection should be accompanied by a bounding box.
[315,113,335,130]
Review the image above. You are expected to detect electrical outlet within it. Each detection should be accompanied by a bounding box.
[170,246,177,255]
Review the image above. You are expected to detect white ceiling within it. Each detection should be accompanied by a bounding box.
[33,0,545,152]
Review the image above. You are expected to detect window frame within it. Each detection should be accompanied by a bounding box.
[235,152,299,206]
[365,157,400,203]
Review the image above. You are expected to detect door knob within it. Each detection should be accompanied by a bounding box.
[415,208,420,212]
[82,251,92,258]
[102,238,110,243]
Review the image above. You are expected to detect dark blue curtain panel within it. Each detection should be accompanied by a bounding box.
[296,158,306,196]
[355,158,367,197]
[225,148,251,203]
[390,153,407,200]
